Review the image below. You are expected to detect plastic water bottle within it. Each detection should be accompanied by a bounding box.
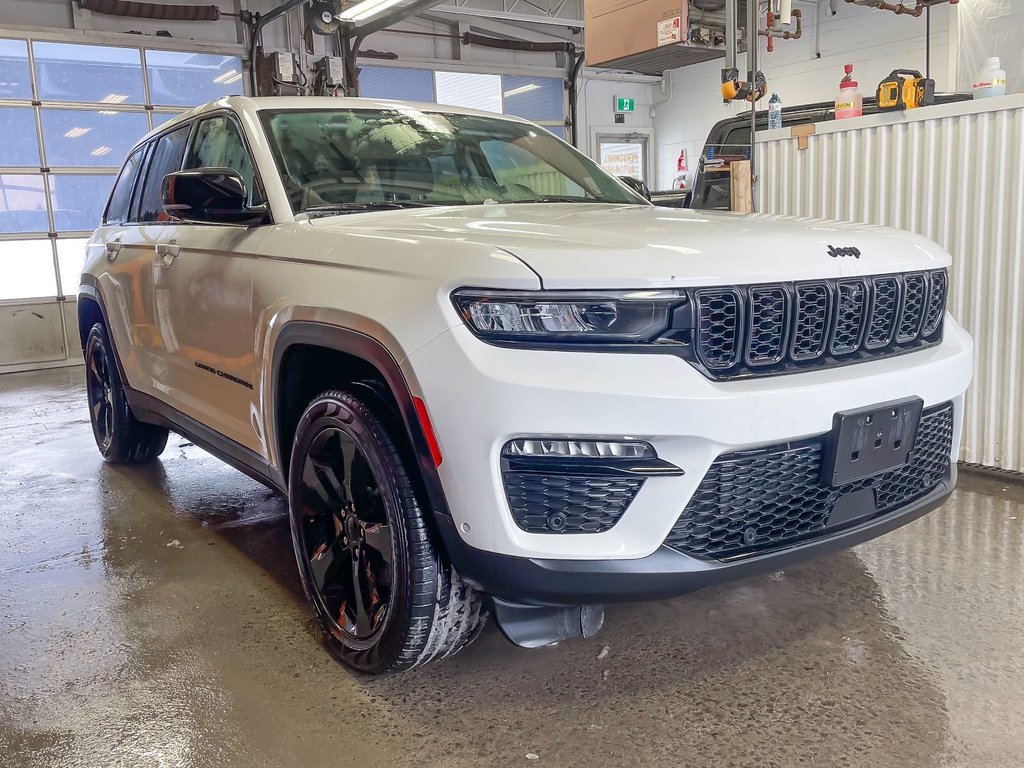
[768,93,783,130]
[973,57,1007,99]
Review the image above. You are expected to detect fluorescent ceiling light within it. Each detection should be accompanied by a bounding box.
[338,0,407,23]
[100,93,128,104]
[64,127,91,138]
[90,146,112,157]
[213,69,241,84]
[503,83,540,98]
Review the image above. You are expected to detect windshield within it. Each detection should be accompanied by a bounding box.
[259,107,647,214]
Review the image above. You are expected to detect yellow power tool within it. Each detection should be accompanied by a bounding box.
[721,68,767,103]
[877,69,936,111]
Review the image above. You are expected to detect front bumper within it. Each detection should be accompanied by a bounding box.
[404,316,973,561]
[435,465,955,606]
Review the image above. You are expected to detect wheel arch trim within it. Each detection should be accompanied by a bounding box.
[268,320,455,520]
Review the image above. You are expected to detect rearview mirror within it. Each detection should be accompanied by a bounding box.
[162,169,269,226]
[618,175,651,201]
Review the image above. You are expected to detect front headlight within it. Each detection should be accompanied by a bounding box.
[452,289,684,344]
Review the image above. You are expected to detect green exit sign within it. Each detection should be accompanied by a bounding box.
[614,97,635,113]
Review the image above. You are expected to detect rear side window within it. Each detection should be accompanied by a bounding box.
[185,115,260,203]
[137,124,192,223]
[104,147,145,224]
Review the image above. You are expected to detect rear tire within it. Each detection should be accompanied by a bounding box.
[84,323,168,463]
[288,389,486,674]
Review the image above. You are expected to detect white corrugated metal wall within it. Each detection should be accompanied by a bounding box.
[758,97,1024,474]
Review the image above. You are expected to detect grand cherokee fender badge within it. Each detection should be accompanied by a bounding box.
[828,245,861,258]
[194,361,254,390]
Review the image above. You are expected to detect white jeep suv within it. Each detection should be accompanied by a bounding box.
[80,96,974,674]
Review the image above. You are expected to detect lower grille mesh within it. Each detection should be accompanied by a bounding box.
[664,403,955,560]
[504,472,643,534]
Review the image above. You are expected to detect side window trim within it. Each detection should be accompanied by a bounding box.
[186,110,268,212]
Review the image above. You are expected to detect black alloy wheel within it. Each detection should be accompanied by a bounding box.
[288,390,486,674]
[84,323,168,463]
[86,334,116,454]
[298,424,396,648]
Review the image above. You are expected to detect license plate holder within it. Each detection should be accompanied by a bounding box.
[823,397,924,487]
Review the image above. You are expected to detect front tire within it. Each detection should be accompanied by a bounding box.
[84,323,168,463]
[288,389,486,674]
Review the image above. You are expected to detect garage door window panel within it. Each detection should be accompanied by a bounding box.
[40,109,149,169]
[33,42,145,105]
[0,175,49,234]
[0,108,41,167]
[501,76,564,123]
[0,38,32,100]
[435,71,502,113]
[152,112,185,129]
[360,66,434,102]
[138,126,192,223]
[50,174,117,231]
[56,237,90,299]
[0,239,58,300]
[146,51,243,107]
[185,116,260,204]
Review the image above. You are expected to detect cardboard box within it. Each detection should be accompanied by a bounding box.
[585,0,687,67]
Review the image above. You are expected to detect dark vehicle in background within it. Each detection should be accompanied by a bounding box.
[619,175,690,209]
[689,94,972,211]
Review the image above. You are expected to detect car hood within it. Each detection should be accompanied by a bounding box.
[308,203,950,289]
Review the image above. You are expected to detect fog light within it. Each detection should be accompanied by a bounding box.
[503,439,655,459]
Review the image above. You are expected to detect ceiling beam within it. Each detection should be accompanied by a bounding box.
[424,5,584,27]
[417,10,579,43]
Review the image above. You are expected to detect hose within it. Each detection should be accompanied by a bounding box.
[77,0,221,21]
[461,32,575,54]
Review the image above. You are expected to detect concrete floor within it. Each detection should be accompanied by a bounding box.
[1,369,1023,768]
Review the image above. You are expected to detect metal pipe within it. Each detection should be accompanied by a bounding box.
[748,0,757,185]
[724,0,737,69]
[843,0,957,18]
[248,0,308,95]
[926,4,931,79]
[759,8,803,39]
[568,51,585,148]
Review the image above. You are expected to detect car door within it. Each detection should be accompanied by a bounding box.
[113,122,195,399]
[95,140,164,391]
[150,112,270,454]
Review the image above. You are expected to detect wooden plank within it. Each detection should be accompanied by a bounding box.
[730,159,753,213]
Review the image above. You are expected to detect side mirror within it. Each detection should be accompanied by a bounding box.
[618,175,651,201]
[162,169,269,226]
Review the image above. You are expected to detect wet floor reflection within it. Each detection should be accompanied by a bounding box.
[2,369,1022,767]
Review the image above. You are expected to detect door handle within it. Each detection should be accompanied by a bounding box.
[105,238,122,261]
[156,241,180,267]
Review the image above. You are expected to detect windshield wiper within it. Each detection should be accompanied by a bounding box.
[303,201,436,217]
[505,195,606,204]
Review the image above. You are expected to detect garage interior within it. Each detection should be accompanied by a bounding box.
[1,0,1023,766]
